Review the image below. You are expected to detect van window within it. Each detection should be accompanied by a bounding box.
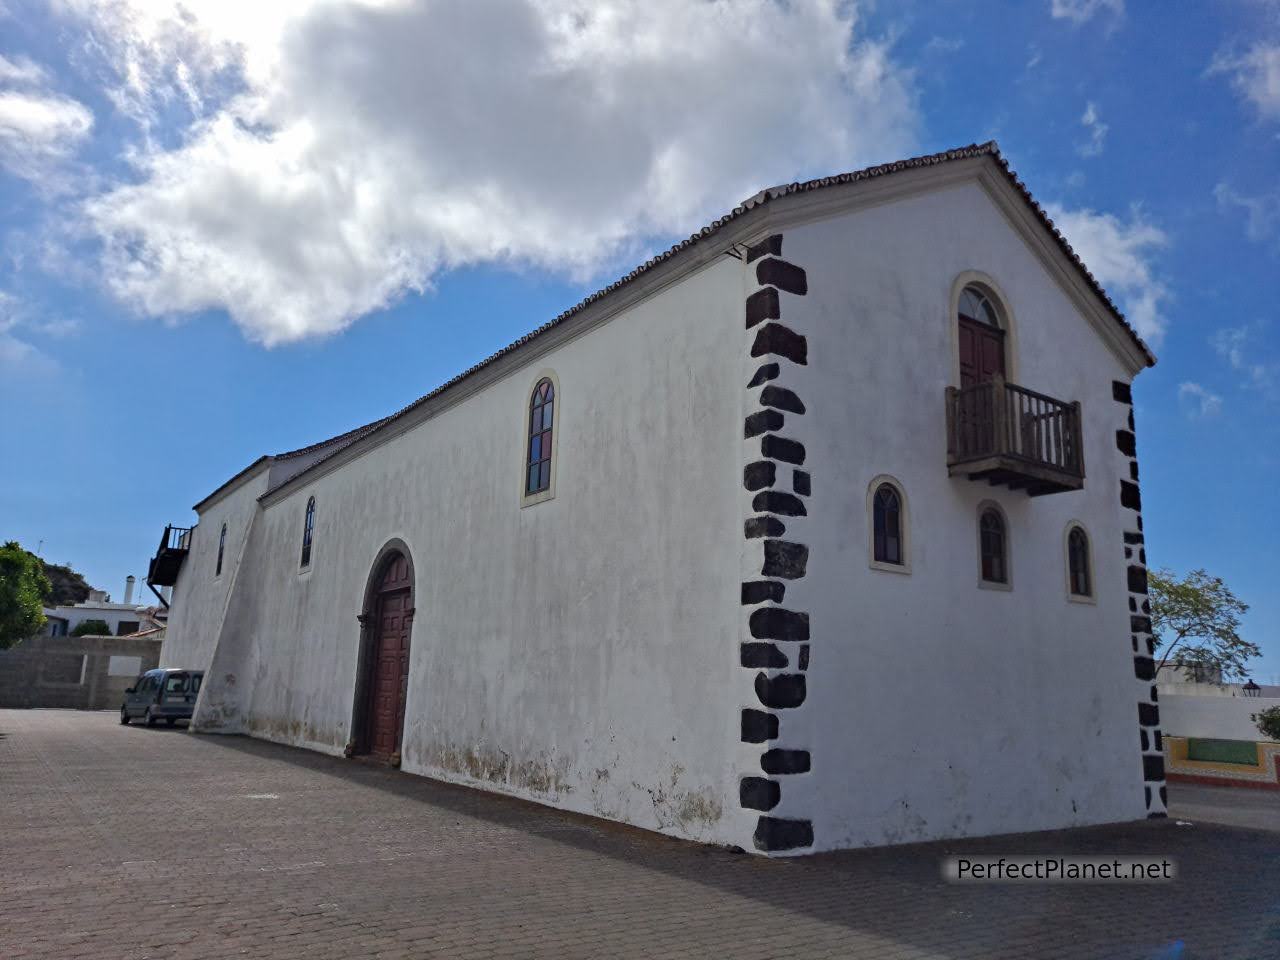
[164,674,189,694]
[190,674,202,693]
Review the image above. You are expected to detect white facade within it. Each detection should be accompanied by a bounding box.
[43,586,160,638]
[160,145,1162,854]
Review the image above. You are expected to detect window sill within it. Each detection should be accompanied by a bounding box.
[1067,592,1097,605]
[521,488,555,508]
[298,565,315,580]
[869,559,911,575]
[978,579,1012,592]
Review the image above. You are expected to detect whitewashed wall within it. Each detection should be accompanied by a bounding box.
[160,467,270,672]
[767,180,1148,850]
[1160,693,1280,742]
[183,255,749,847]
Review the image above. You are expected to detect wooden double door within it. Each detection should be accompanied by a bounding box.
[361,552,413,761]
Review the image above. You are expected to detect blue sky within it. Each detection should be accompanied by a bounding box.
[1,0,1276,678]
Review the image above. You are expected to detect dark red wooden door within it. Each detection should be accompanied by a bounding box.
[958,317,1006,387]
[365,554,412,759]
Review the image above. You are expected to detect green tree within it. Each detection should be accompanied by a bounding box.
[1149,568,1256,682]
[40,560,91,607]
[70,619,111,637]
[0,541,52,649]
[1256,706,1280,743]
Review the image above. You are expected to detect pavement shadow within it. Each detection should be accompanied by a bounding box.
[194,732,1280,960]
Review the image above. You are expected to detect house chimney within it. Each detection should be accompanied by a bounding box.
[124,575,135,605]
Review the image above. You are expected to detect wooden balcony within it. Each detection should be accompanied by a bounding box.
[945,377,1084,496]
[146,524,192,588]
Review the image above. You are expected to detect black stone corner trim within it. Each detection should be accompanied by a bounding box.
[1142,755,1165,782]
[755,257,809,296]
[747,362,780,388]
[1138,702,1159,726]
[1115,429,1136,457]
[751,323,808,365]
[745,409,785,439]
[740,776,781,811]
[741,642,789,669]
[760,385,806,414]
[745,234,783,263]
[1112,380,1133,405]
[761,748,811,775]
[744,460,778,491]
[1120,480,1142,511]
[1127,565,1148,595]
[745,516,786,539]
[762,540,808,580]
[746,287,781,328]
[749,607,810,642]
[793,470,811,496]
[1133,657,1155,681]
[741,580,785,605]
[754,672,806,708]
[753,816,813,852]
[752,490,806,517]
[741,709,778,743]
[761,434,805,465]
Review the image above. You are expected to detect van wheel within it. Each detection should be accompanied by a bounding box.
[166,718,177,727]
[144,708,157,727]
[120,708,130,725]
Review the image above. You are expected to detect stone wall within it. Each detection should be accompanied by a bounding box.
[0,632,163,710]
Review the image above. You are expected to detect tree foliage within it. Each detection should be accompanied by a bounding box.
[1149,568,1256,682]
[0,541,51,649]
[1256,706,1280,743]
[70,619,112,637]
[40,560,91,607]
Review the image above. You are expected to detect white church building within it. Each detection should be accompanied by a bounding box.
[152,143,1164,854]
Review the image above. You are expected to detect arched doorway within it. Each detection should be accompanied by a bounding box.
[956,284,1006,387]
[353,543,414,762]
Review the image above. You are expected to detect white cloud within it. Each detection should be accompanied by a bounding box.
[1178,382,1223,418]
[0,51,93,189]
[1210,42,1280,121]
[52,0,918,345]
[1214,182,1280,242]
[0,291,59,376]
[1050,0,1124,25]
[1212,325,1275,391]
[1077,101,1108,157]
[1044,204,1170,345]
[0,54,48,85]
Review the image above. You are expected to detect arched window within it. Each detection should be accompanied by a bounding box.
[300,496,315,568]
[525,378,555,496]
[216,522,227,577]
[1068,525,1092,597]
[872,483,904,566]
[979,507,1007,584]
[958,285,1000,327]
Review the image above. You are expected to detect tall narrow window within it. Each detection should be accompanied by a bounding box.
[872,483,903,565]
[216,522,227,577]
[979,508,1007,584]
[300,496,315,568]
[1068,526,1091,597]
[526,378,555,496]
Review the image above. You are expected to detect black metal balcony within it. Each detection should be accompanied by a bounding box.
[945,377,1084,496]
[146,524,192,588]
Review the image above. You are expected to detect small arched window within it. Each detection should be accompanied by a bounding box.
[958,285,1000,327]
[216,522,227,577]
[300,496,315,568]
[872,483,904,566]
[1068,526,1091,597]
[979,508,1007,584]
[526,378,555,496]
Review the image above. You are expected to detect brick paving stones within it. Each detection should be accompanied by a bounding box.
[2,709,1279,960]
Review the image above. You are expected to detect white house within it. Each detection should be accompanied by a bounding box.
[42,579,162,638]
[153,143,1164,854]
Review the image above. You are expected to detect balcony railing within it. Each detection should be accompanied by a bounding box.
[146,524,192,591]
[945,377,1084,496]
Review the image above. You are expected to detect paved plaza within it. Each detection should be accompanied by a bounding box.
[2,709,1278,959]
